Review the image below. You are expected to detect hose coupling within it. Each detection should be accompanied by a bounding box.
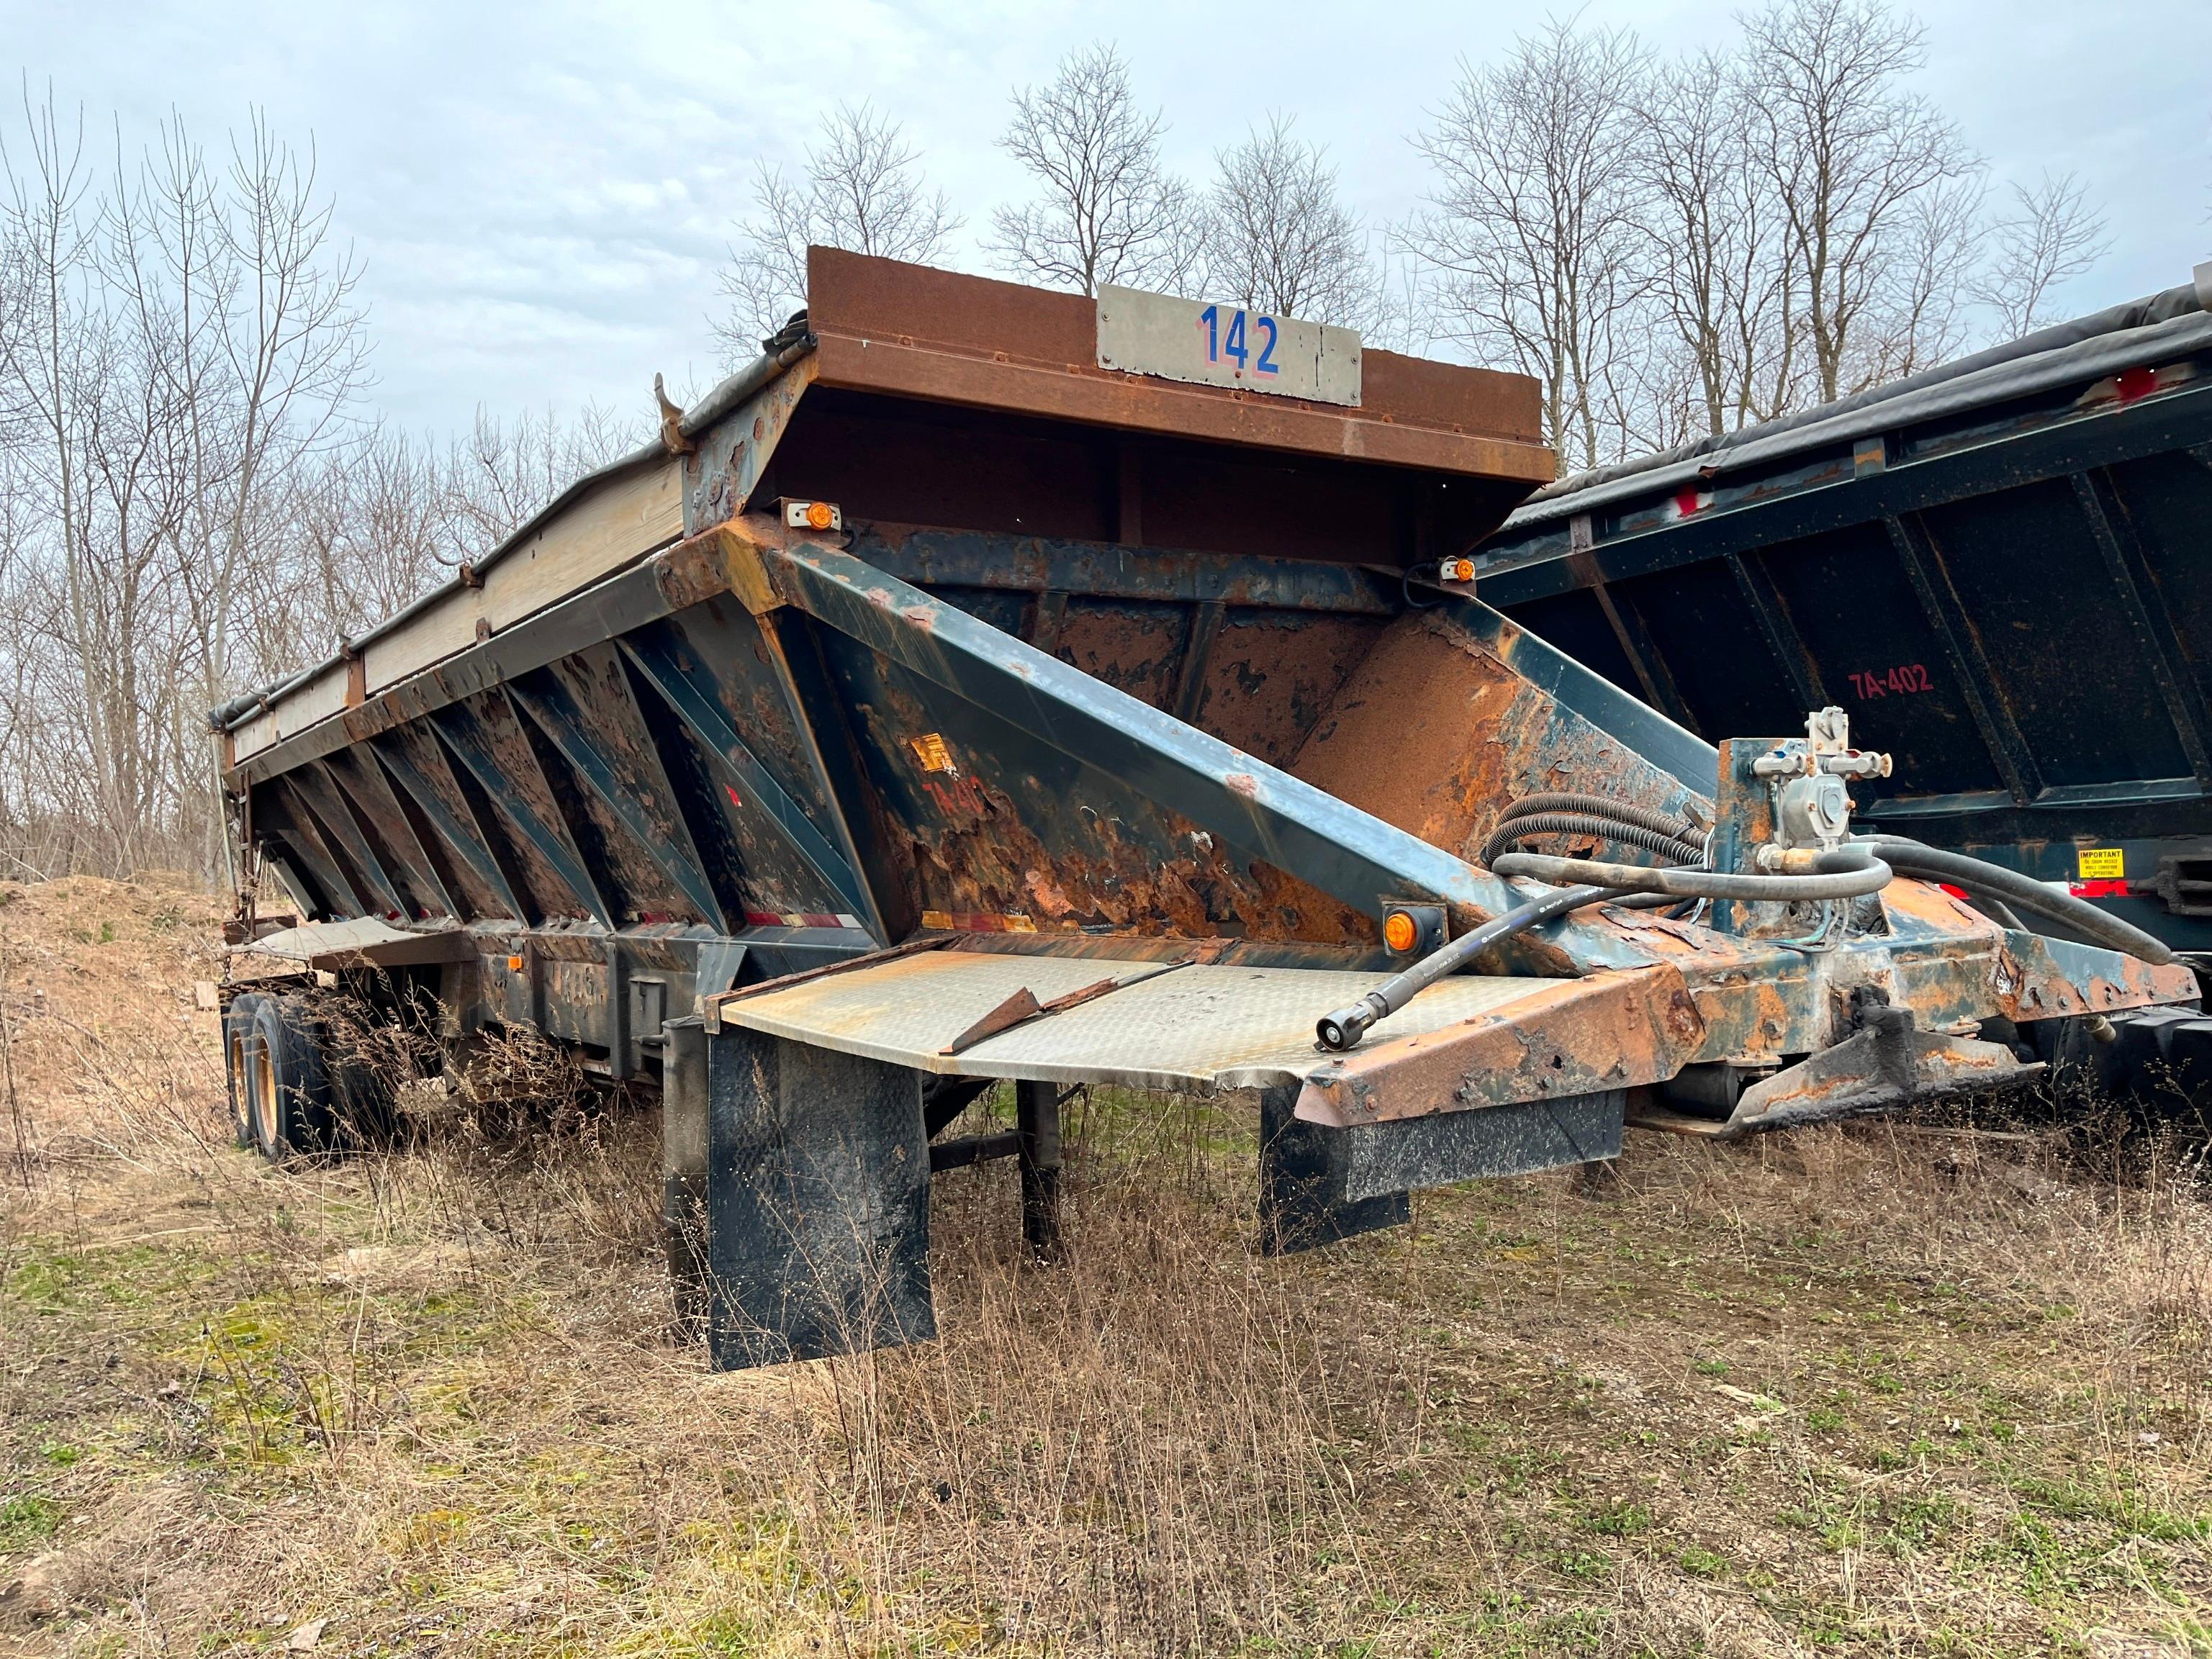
[1317,993,1389,1052]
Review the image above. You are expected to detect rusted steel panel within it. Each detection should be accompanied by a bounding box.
[1731,1029,2039,1129]
[366,725,525,923]
[1291,610,1706,869]
[253,775,364,918]
[616,618,872,924]
[757,527,1661,972]
[1053,599,1191,710]
[1992,928,2201,1021]
[428,692,602,924]
[284,761,408,919]
[684,351,818,533]
[638,604,845,851]
[509,648,717,927]
[805,248,1548,458]
[1295,965,1706,1126]
[816,628,1378,945]
[849,525,1401,616]
[1192,612,1389,768]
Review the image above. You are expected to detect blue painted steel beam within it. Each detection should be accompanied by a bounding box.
[616,630,874,927]
[505,665,733,931]
[428,698,615,928]
[367,733,530,924]
[759,538,1656,968]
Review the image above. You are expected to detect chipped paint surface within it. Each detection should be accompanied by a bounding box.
[1291,611,1705,864]
[1295,966,1705,1126]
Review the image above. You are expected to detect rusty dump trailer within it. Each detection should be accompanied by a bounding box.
[212,250,2197,1370]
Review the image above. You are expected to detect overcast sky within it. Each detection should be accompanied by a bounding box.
[8,0,2208,439]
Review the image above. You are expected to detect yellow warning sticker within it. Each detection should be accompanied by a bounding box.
[2077,847,2125,880]
[908,733,957,774]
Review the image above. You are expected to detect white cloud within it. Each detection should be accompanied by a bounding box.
[8,0,2206,435]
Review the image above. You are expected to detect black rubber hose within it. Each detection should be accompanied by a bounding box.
[1479,812,1707,869]
[1316,883,1632,1052]
[1496,792,1702,843]
[1857,835,2175,965]
[1492,844,1891,901]
[1934,882,2026,931]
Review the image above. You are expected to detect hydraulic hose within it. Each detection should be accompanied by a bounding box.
[1478,812,1707,869]
[1491,843,1891,902]
[1315,883,1631,1052]
[1948,886,2027,931]
[1495,792,1703,843]
[1856,835,2176,965]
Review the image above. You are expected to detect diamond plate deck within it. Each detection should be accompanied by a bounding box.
[712,947,1554,1092]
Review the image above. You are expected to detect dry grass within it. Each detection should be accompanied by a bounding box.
[2,877,2210,1656]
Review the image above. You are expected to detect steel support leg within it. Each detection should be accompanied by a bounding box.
[661,1016,710,1326]
[1014,1079,1063,1259]
[705,1028,934,1370]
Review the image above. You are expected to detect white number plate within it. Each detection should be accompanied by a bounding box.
[1096,286,1361,407]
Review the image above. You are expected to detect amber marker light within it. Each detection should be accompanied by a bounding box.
[507,954,525,972]
[1383,909,1419,954]
[805,500,834,530]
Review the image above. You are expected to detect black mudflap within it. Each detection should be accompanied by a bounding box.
[705,1028,935,1370]
[1260,1085,1625,1254]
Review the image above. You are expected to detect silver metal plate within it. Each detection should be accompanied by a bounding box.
[1096,286,1362,407]
[714,950,1550,1093]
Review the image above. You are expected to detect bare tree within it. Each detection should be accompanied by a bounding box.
[1412,19,1655,473]
[0,93,368,876]
[1203,115,1376,326]
[1635,52,1803,436]
[110,112,369,874]
[1976,171,2110,337]
[1742,0,1978,402]
[1851,171,1983,384]
[990,42,1202,297]
[443,402,638,550]
[718,103,960,360]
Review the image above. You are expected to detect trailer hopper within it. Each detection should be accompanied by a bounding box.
[214,250,2196,1370]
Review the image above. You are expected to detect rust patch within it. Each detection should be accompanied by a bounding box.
[902,769,1373,947]
[1289,611,1694,863]
[1990,931,2199,1023]
[1053,600,1188,708]
[1296,964,1705,1126]
[1191,611,1387,766]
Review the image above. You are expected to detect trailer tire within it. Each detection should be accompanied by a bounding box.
[222,993,266,1149]
[242,993,335,1159]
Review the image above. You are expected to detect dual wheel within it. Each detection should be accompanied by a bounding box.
[222,990,392,1159]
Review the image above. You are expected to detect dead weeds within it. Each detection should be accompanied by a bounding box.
[0,877,2208,1655]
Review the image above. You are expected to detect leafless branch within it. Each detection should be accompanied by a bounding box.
[989,42,1202,297]
[717,102,960,361]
